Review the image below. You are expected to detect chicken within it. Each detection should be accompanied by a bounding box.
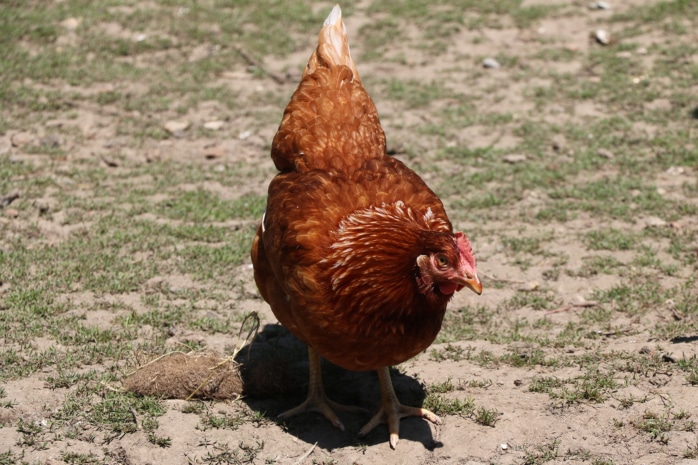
[250,4,482,448]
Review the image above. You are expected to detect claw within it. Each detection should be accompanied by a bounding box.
[358,367,441,448]
[278,346,364,433]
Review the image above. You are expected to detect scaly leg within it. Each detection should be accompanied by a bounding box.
[357,366,441,449]
[277,346,364,431]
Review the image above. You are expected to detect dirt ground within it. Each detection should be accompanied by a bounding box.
[1,0,697,464]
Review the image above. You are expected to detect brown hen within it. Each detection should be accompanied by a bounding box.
[250,4,482,448]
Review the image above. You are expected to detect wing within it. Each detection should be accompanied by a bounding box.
[255,156,451,349]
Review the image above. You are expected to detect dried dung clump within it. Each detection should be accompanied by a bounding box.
[124,351,243,400]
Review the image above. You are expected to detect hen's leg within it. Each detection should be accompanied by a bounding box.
[358,366,441,449]
[277,346,363,431]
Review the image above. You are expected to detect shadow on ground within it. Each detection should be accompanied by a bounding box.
[235,323,441,450]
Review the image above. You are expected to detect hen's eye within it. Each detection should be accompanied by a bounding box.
[436,254,449,267]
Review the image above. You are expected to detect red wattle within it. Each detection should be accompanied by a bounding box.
[439,282,458,295]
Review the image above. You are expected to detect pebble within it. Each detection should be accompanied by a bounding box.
[597,148,614,159]
[238,130,253,140]
[666,166,685,176]
[60,17,82,31]
[203,146,225,159]
[482,57,501,69]
[163,120,191,136]
[40,135,60,148]
[4,208,19,218]
[518,281,540,292]
[594,29,611,45]
[11,132,33,148]
[0,191,20,208]
[551,134,566,152]
[588,1,611,10]
[503,154,527,164]
[644,216,667,228]
[33,198,56,214]
[204,120,225,130]
[101,155,119,167]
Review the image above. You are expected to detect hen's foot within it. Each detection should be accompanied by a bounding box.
[278,395,366,432]
[357,367,441,449]
[278,346,366,431]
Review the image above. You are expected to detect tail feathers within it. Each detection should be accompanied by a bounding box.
[304,4,360,82]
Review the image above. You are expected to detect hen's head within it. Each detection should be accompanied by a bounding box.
[417,231,482,298]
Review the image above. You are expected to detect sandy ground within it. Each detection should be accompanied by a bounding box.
[1,1,697,464]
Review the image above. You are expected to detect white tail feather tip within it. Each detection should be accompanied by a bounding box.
[324,4,342,27]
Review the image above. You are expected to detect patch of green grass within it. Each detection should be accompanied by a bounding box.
[473,406,500,427]
[61,451,101,465]
[159,190,265,222]
[502,291,556,311]
[523,440,560,465]
[582,228,637,251]
[380,78,458,109]
[529,368,618,406]
[612,0,698,24]
[435,305,492,343]
[592,277,668,316]
[422,392,475,417]
[549,177,668,221]
[570,255,624,277]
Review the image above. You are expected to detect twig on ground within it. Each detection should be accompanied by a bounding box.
[292,442,317,465]
[546,300,599,315]
[236,47,288,85]
[129,407,141,430]
[0,191,20,208]
[481,273,527,284]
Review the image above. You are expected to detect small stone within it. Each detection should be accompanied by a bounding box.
[503,154,527,164]
[164,120,191,136]
[644,216,667,229]
[61,17,82,31]
[33,198,56,215]
[666,166,685,176]
[0,191,20,208]
[203,146,225,159]
[188,44,212,63]
[594,29,611,45]
[238,130,253,140]
[518,281,540,292]
[597,148,614,159]
[482,57,501,69]
[204,120,225,130]
[656,187,666,195]
[40,135,60,148]
[101,155,119,167]
[551,134,566,152]
[135,33,147,42]
[11,132,33,148]
[636,47,647,55]
[4,208,19,218]
[589,1,611,10]
[501,443,509,450]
